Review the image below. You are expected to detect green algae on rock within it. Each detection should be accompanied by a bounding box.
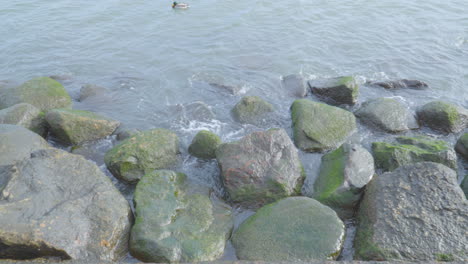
[417,101,468,133]
[232,96,274,124]
[0,103,47,137]
[188,130,221,159]
[130,170,233,263]
[308,76,359,105]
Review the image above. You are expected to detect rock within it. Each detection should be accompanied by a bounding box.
[372,136,457,172]
[311,143,374,218]
[104,129,180,183]
[231,96,274,124]
[354,162,467,261]
[216,128,304,208]
[0,124,49,166]
[232,197,345,261]
[282,74,307,97]
[369,79,428,90]
[0,103,47,137]
[79,84,109,101]
[291,99,357,152]
[188,130,222,159]
[46,109,120,145]
[114,126,140,141]
[0,148,132,260]
[0,77,71,111]
[462,176,468,198]
[209,83,242,95]
[308,76,359,105]
[129,170,233,263]
[417,101,468,133]
[355,98,419,132]
[455,133,468,160]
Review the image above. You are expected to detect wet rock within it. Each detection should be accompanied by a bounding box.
[291,99,357,152]
[209,83,242,95]
[232,197,345,261]
[188,130,221,159]
[369,79,428,90]
[216,128,304,208]
[0,103,47,137]
[0,77,71,111]
[355,98,419,133]
[130,170,233,263]
[308,76,359,105]
[417,101,468,134]
[372,136,457,172]
[355,162,467,261]
[46,109,120,145]
[114,126,140,141]
[104,128,180,183]
[231,96,274,124]
[462,175,468,198]
[282,74,307,97]
[79,84,109,101]
[455,133,468,160]
[0,148,132,261]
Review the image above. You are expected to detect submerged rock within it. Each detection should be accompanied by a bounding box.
[216,128,304,208]
[308,76,359,105]
[130,170,233,263]
[46,109,120,145]
[104,128,180,183]
[170,101,216,124]
[372,136,457,172]
[355,98,419,132]
[291,99,357,152]
[232,197,345,261]
[0,77,71,111]
[0,103,47,137]
[209,83,242,95]
[369,79,428,90]
[79,84,109,101]
[188,130,221,159]
[355,162,467,261]
[455,133,468,160]
[417,101,468,133]
[231,96,274,124]
[0,148,132,261]
[282,74,307,97]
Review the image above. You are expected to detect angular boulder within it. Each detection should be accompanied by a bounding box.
[130,170,233,263]
[104,128,180,183]
[355,162,467,261]
[0,103,47,136]
[79,84,109,101]
[369,79,428,90]
[372,136,457,172]
[455,133,468,160]
[232,96,274,124]
[216,128,304,208]
[308,76,359,105]
[291,99,357,152]
[355,98,419,132]
[188,130,221,159]
[417,101,468,133]
[232,197,345,261]
[282,74,307,97]
[0,148,132,260]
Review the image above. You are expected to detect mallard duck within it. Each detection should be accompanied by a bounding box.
[172,1,189,8]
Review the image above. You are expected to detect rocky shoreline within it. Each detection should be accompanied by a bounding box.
[0,76,467,262]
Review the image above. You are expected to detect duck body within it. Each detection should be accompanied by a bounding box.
[172,2,189,8]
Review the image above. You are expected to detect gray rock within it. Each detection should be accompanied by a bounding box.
[417,101,468,134]
[114,126,140,141]
[0,148,132,260]
[455,133,468,160]
[308,76,359,105]
[369,79,428,90]
[79,84,109,101]
[282,74,307,97]
[355,98,419,132]
[188,130,222,159]
[462,176,468,199]
[355,162,468,261]
[209,83,242,95]
[231,96,274,124]
[0,103,47,137]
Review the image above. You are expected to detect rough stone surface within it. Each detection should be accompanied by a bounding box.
[369,79,428,90]
[372,136,457,172]
[232,197,345,261]
[282,74,307,97]
[0,148,132,261]
[0,103,47,137]
[0,77,71,111]
[79,84,108,101]
[355,98,419,132]
[130,170,233,263]
[0,261,463,264]
[46,109,120,145]
[291,99,357,152]
[188,130,222,159]
[232,96,274,124]
[216,129,304,208]
[308,76,359,105]
[417,101,468,134]
[455,133,468,160]
[355,162,468,261]
[104,128,180,183]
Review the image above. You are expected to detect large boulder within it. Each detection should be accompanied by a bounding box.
[130,170,233,263]
[216,129,304,208]
[231,96,274,124]
[0,103,47,136]
[291,99,357,152]
[455,133,468,160]
[0,77,71,111]
[79,84,109,101]
[0,148,132,260]
[282,74,307,97]
[368,79,428,90]
[355,98,419,132]
[46,108,120,145]
[0,124,49,166]
[372,136,457,172]
[308,76,359,105]
[417,101,468,133]
[188,130,221,159]
[104,128,180,183]
[232,197,345,261]
[354,162,467,261]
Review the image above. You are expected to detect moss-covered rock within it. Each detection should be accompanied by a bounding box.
[46,108,120,145]
[308,76,359,105]
[232,197,345,261]
[417,101,468,133]
[130,170,233,263]
[188,130,221,159]
[291,99,357,152]
[372,136,457,172]
[232,96,274,124]
[455,133,468,160]
[0,103,47,137]
[0,77,71,111]
[104,129,180,183]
